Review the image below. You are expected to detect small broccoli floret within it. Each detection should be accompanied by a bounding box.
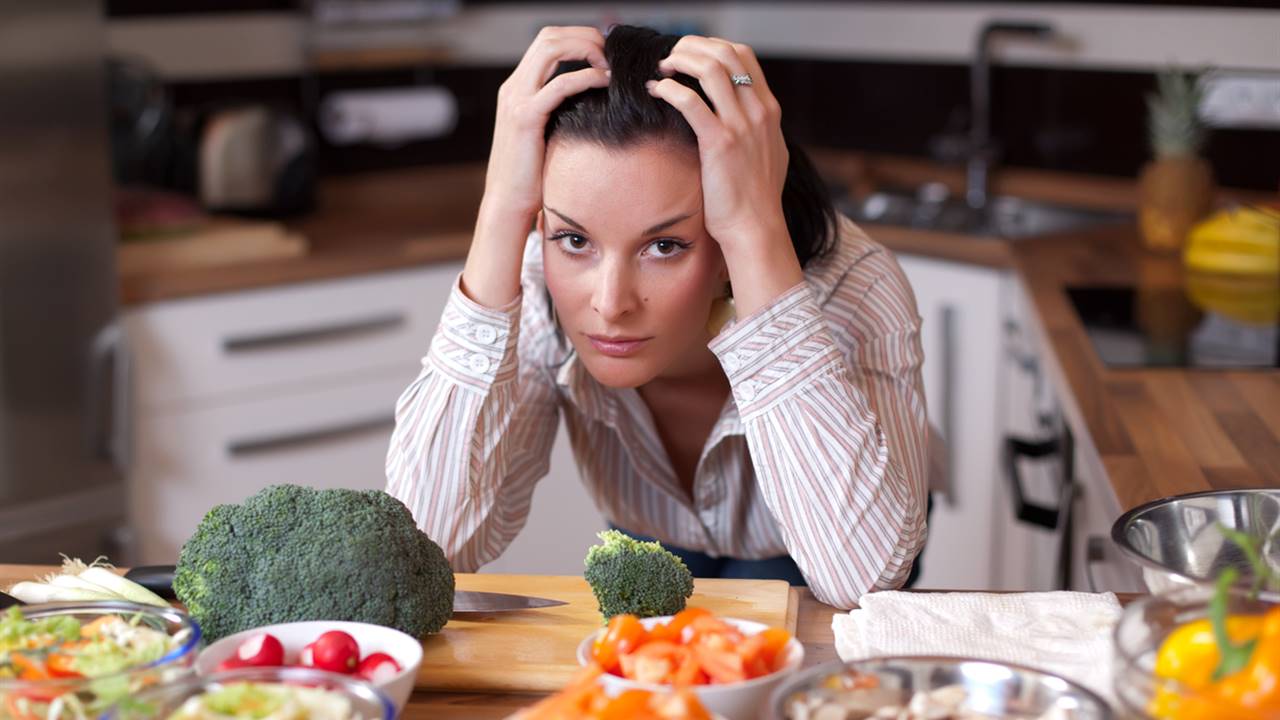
[174,484,454,641]
[584,530,693,620]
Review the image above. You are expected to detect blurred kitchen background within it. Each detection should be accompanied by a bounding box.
[1,1,1277,591]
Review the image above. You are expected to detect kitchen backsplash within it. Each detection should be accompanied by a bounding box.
[153,58,1280,191]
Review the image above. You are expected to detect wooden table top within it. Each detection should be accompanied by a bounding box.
[0,564,836,720]
[1011,225,1280,510]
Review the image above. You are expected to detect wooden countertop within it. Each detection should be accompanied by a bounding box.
[1011,227,1280,509]
[0,564,836,720]
[119,164,485,305]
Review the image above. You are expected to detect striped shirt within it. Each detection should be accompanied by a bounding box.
[386,215,930,609]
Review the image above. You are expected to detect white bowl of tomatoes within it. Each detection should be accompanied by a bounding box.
[195,621,423,714]
[575,608,804,720]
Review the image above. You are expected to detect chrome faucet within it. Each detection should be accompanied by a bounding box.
[967,20,1055,211]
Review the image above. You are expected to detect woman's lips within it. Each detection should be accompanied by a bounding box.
[587,335,652,357]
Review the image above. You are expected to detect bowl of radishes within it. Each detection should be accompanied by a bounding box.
[194,621,423,713]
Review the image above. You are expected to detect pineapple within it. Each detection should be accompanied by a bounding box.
[1147,69,1207,159]
[1139,67,1214,254]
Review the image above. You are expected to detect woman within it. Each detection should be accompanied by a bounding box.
[386,25,929,609]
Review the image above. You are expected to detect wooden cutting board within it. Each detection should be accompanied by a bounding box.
[418,574,798,694]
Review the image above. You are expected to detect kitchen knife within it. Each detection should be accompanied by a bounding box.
[124,565,566,615]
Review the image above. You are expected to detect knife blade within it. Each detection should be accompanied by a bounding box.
[452,589,565,614]
[124,565,566,616]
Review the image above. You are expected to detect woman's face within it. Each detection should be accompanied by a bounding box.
[541,138,727,389]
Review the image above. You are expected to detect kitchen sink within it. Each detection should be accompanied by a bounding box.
[837,185,1132,240]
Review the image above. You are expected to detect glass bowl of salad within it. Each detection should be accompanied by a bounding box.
[1112,584,1279,719]
[103,667,395,720]
[0,601,201,720]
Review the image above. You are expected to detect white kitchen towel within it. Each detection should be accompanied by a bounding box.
[832,591,1122,703]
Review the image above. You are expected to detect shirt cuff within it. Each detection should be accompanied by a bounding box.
[708,282,846,416]
[426,274,522,391]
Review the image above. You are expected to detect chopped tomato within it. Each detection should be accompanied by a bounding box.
[591,614,647,673]
[10,654,49,682]
[648,608,713,643]
[44,653,81,679]
[738,627,792,672]
[599,609,790,689]
[691,643,747,685]
[522,664,714,720]
[652,690,714,720]
[672,654,708,687]
[599,689,657,720]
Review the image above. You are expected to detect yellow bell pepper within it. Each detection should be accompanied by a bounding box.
[1152,606,1280,720]
[1156,615,1267,691]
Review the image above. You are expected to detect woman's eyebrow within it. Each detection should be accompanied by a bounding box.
[544,206,697,236]
[544,206,586,232]
[643,211,696,236]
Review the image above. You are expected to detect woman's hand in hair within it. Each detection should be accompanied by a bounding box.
[464,26,610,309]
[647,37,804,317]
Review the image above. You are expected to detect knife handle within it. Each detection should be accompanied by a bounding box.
[125,564,178,600]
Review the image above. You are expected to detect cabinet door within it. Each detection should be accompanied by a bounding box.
[990,277,1066,591]
[129,373,409,563]
[896,255,1005,590]
[126,263,462,411]
[1072,451,1146,593]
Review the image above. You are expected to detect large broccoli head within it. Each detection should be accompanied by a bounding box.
[174,484,454,641]
[583,530,694,620]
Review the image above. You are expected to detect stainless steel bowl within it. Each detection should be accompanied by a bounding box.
[1111,489,1280,600]
[768,657,1113,719]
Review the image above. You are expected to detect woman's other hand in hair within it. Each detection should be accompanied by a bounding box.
[464,26,610,309]
[647,37,803,317]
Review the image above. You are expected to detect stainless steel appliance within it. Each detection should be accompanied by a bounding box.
[0,1,128,562]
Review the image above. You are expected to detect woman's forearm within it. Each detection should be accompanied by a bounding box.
[720,220,804,318]
[460,200,536,309]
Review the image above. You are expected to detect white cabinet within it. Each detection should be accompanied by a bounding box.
[898,254,1080,592]
[124,262,603,570]
[897,255,1007,590]
[996,277,1143,594]
[124,264,463,563]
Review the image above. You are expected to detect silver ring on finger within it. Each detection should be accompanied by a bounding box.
[730,73,753,87]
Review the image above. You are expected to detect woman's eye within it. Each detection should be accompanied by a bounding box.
[555,233,590,254]
[644,239,686,258]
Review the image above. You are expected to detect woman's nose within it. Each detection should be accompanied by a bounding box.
[591,260,640,323]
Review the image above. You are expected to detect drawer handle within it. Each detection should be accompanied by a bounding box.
[1003,435,1063,529]
[223,313,406,354]
[1003,425,1077,590]
[1085,534,1108,593]
[228,415,395,458]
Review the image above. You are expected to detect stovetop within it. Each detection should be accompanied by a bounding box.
[1066,285,1279,369]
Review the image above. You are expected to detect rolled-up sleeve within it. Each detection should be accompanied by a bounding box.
[709,257,929,609]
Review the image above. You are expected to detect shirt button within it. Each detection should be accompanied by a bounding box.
[738,381,757,403]
[475,325,498,345]
[723,352,741,372]
[468,353,491,374]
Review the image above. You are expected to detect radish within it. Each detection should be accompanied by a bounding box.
[310,631,360,674]
[356,653,402,683]
[215,657,246,673]
[299,642,317,667]
[235,633,285,667]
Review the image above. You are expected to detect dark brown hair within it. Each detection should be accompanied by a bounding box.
[545,25,836,268]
